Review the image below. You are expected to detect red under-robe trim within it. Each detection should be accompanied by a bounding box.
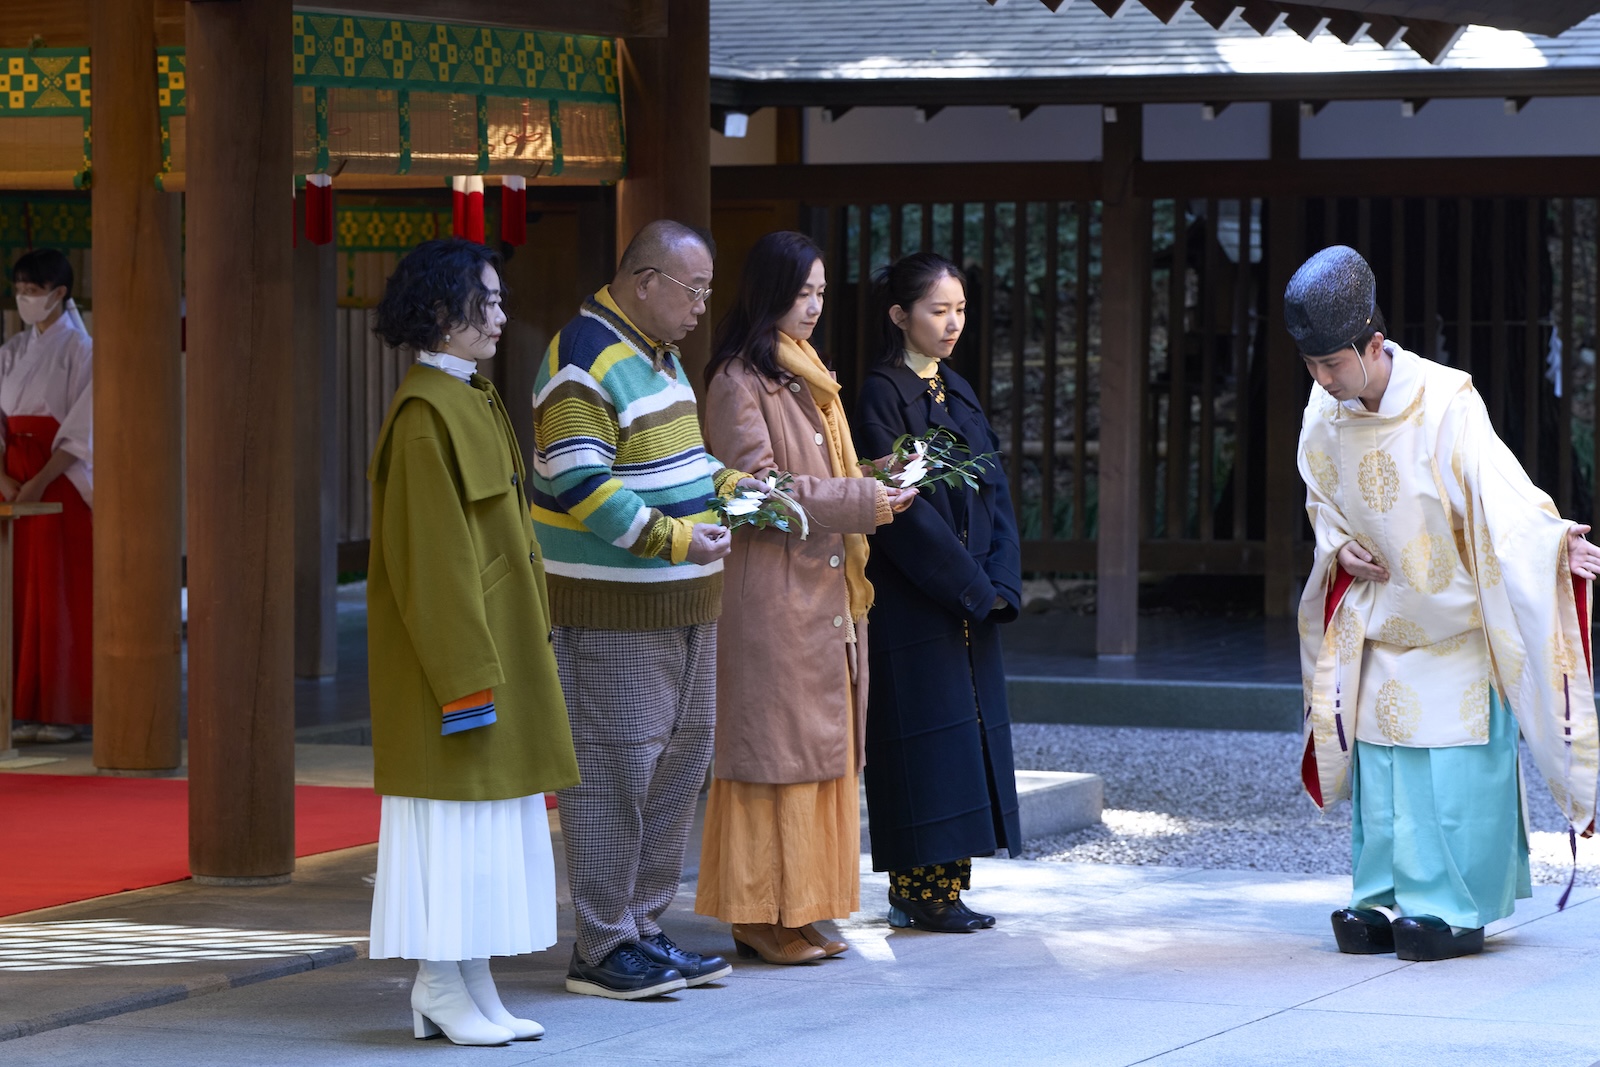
[1302,564,1357,808]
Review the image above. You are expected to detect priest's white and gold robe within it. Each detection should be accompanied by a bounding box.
[1297,342,1597,833]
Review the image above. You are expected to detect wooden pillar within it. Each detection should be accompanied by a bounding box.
[90,0,183,773]
[1096,105,1148,658]
[1264,101,1305,617]
[185,0,295,883]
[293,193,338,678]
[617,0,711,380]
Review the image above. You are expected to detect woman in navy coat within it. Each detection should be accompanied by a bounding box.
[854,252,1023,933]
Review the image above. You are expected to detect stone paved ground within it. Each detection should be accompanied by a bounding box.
[1013,722,1600,887]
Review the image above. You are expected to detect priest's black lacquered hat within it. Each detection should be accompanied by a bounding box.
[1284,245,1376,357]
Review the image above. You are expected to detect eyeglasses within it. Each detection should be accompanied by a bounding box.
[634,266,712,305]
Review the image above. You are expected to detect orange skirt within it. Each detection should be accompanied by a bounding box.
[694,659,860,927]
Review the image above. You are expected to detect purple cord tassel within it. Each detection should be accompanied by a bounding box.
[1559,827,1578,911]
[1558,673,1578,911]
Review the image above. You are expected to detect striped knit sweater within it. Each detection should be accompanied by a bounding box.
[531,287,743,631]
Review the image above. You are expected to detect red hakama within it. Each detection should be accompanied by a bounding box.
[6,414,92,725]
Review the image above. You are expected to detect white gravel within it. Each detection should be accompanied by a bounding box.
[1011,722,1600,887]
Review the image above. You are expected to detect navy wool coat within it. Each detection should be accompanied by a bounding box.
[854,360,1023,872]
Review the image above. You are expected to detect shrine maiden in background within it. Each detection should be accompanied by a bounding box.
[1,249,93,744]
[1291,245,1600,963]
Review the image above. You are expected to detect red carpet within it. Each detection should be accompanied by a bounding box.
[0,775,381,917]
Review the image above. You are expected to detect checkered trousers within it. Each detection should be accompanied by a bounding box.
[553,622,717,964]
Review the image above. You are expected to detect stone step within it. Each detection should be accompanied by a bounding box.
[858,768,1103,852]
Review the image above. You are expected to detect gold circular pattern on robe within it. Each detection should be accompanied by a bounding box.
[1400,531,1458,594]
[1376,616,1428,648]
[1305,448,1339,497]
[1425,631,1470,657]
[1375,679,1424,743]
[1458,677,1491,742]
[1331,604,1365,660]
[1357,450,1400,512]
[1476,524,1502,587]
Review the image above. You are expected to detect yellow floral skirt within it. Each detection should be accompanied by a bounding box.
[694,668,860,927]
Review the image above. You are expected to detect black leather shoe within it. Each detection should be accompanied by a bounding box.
[1331,908,1394,954]
[636,932,732,987]
[887,892,985,933]
[1392,916,1484,961]
[564,943,686,1000]
[951,899,996,928]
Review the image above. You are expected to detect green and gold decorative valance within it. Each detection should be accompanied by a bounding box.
[158,12,624,191]
[0,50,93,190]
[0,194,94,249]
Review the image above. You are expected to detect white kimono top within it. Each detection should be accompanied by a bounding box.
[0,315,93,507]
[1298,343,1597,831]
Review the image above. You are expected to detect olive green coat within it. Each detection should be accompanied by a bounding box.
[366,364,579,801]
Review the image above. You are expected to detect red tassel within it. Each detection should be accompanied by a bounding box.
[500,175,527,246]
[305,174,334,246]
[465,175,485,244]
[452,176,468,240]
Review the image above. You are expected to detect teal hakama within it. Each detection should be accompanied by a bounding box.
[1350,690,1531,930]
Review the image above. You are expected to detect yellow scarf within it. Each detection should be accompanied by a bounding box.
[775,333,875,620]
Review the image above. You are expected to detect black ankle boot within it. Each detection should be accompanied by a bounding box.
[887,892,985,933]
[1331,908,1395,954]
[951,898,995,928]
[1392,916,1484,961]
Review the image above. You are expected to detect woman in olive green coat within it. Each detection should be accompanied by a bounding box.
[366,239,578,1048]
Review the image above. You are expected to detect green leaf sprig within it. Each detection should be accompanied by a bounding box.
[871,427,997,494]
[708,471,809,536]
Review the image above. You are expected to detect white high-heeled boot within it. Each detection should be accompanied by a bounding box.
[460,958,545,1040]
[411,960,516,1045]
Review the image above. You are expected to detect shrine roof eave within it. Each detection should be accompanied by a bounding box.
[711,67,1600,111]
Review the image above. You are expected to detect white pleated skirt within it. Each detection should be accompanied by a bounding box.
[369,794,557,961]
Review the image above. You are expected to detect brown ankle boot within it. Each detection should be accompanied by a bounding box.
[798,923,847,957]
[731,923,826,965]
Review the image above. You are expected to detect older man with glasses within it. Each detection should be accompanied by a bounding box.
[531,219,762,999]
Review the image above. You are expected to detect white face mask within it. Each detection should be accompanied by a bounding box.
[15,292,61,327]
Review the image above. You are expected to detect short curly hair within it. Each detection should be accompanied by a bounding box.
[372,238,503,351]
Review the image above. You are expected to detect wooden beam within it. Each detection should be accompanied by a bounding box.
[1091,0,1135,15]
[1132,156,1600,198]
[1281,7,1330,39]
[304,0,667,37]
[293,195,338,680]
[713,162,1102,205]
[1399,18,1467,64]
[711,66,1600,112]
[1263,100,1302,618]
[1191,0,1245,30]
[91,0,183,774]
[1365,14,1408,49]
[1096,104,1148,658]
[186,0,296,883]
[1139,0,1194,22]
[616,0,712,378]
[1321,9,1371,44]
[1239,0,1287,34]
